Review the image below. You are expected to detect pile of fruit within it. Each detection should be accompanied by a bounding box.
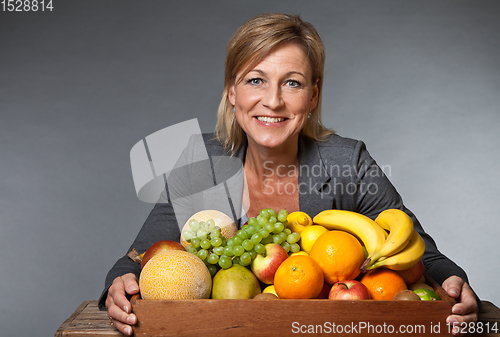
[181,208,299,276]
[133,208,442,302]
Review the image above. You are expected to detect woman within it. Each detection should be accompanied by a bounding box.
[101,13,479,336]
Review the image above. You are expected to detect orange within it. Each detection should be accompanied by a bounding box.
[274,255,324,299]
[139,250,212,300]
[309,230,365,285]
[300,225,328,254]
[360,268,408,300]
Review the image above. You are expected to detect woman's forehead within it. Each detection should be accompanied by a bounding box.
[235,43,313,81]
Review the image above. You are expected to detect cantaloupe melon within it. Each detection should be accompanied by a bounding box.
[139,250,211,300]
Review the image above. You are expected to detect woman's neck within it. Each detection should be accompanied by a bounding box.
[244,137,299,179]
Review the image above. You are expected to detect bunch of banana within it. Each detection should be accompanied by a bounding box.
[361,208,417,271]
[312,209,425,272]
[367,229,425,270]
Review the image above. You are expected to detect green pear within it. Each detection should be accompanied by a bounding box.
[211,264,261,299]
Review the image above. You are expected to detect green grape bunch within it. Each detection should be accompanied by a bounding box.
[181,208,301,277]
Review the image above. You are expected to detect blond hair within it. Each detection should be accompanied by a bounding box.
[215,13,334,153]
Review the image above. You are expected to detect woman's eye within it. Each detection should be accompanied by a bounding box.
[247,78,263,85]
[286,80,301,88]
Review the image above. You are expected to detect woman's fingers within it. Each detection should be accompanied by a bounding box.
[107,302,135,335]
[443,276,478,315]
[105,273,139,336]
[447,312,478,336]
[110,317,134,336]
[442,276,478,336]
[123,273,140,296]
[453,282,478,315]
[110,273,138,313]
[442,275,463,299]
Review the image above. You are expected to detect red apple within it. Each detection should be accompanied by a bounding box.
[316,282,331,299]
[141,240,186,268]
[395,260,425,285]
[329,280,371,300]
[250,243,289,284]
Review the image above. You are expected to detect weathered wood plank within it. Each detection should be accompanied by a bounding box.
[480,301,500,323]
[55,300,122,337]
[55,301,91,337]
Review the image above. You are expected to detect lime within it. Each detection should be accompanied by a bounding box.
[413,288,440,300]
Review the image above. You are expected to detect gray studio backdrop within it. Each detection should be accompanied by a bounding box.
[1,1,499,336]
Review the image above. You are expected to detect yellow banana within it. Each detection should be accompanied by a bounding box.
[286,211,313,234]
[313,209,387,258]
[363,209,414,269]
[366,229,425,271]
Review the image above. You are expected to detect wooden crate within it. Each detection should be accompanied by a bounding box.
[131,273,455,336]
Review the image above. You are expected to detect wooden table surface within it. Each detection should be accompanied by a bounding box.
[56,300,500,336]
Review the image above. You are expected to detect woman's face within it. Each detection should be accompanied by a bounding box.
[228,43,318,150]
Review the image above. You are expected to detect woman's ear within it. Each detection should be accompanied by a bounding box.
[228,84,236,106]
[309,78,319,110]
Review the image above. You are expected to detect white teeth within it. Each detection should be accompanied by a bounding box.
[257,116,285,123]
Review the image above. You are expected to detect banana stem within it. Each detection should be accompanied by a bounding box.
[360,252,382,272]
[360,258,371,273]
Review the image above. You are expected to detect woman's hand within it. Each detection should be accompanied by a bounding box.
[105,273,139,336]
[442,276,478,336]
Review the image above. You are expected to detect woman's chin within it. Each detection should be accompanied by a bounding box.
[247,134,297,151]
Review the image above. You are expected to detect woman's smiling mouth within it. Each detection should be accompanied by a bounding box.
[256,116,286,123]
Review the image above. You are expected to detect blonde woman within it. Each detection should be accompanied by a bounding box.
[102,13,478,336]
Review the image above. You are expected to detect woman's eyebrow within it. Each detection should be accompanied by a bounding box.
[248,69,306,79]
[247,69,266,76]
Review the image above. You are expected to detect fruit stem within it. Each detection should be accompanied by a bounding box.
[360,258,371,273]
[127,248,142,264]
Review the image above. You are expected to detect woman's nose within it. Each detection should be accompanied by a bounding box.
[261,85,284,110]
